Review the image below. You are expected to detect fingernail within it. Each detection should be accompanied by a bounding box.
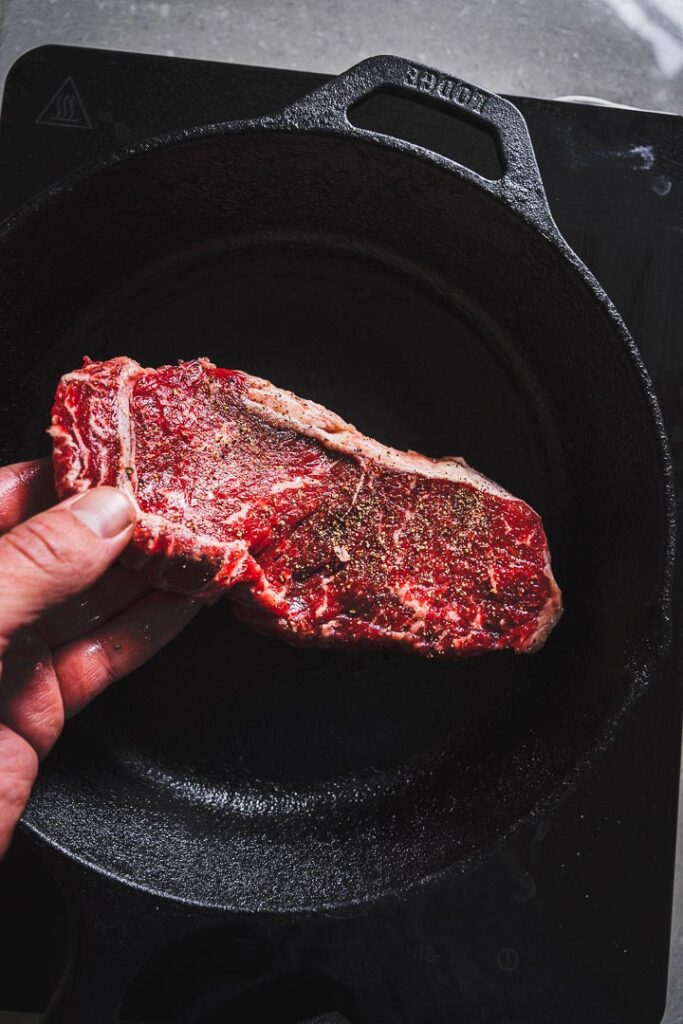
[71,487,135,538]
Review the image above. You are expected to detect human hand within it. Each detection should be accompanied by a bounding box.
[0,459,199,858]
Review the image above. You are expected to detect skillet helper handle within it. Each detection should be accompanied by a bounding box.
[274,54,556,233]
[42,938,132,1024]
[40,854,211,1024]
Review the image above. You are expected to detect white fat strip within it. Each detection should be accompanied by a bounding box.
[320,616,510,653]
[158,488,190,513]
[115,362,143,503]
[318,618,429,646]
[60,394,93,486]
[346,471,366,512]
[48,422,86,493]
[51,356,143,502]
[137,510,250,565]
[223,501,255,526]
[252,575,289,611]
[147,492,256,534]
[392,505,415,548]
[213,546,254,591]
[332,541,351,562]
[270,477,308,494]
[313,582,330,619]
[242,374,510,497]
[394,582,431,620]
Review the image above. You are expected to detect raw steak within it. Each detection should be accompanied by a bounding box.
[51,357,562,657]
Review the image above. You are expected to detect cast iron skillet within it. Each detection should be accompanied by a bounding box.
[0,56,674,1021]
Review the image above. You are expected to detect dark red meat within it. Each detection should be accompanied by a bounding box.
[51,357,562,657]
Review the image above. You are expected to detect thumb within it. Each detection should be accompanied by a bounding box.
[0,487,136,657]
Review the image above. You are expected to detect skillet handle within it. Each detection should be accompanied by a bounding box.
[39,852,211,1024]
[271,54,557,234]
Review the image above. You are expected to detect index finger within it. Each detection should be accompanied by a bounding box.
[0,459,56,534]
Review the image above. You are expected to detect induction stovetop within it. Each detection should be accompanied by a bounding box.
[0,45,681,1024]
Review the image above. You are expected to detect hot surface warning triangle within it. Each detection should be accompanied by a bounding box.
[35,77,92,129]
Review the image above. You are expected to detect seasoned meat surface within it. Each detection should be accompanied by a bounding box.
[51,357,562,658]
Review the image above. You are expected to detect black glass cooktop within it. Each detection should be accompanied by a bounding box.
[0,44,681,1024]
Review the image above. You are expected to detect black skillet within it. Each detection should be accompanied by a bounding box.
[0,55,673,1022]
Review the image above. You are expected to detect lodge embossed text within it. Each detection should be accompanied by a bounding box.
[403,65,488,114]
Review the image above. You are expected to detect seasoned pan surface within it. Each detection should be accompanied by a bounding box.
[0,57,672,912]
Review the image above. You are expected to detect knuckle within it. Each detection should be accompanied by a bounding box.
[0,461,35,503]
[0,462,24,493]
[0,730,38,811]
[89,640,119,692]
[26,694,65,758]
[1,515,80,580]
[61,639,118,718]
[0,641,65,759]
[0,769,34,819]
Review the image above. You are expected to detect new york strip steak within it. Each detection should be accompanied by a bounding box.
[51,357,562,658]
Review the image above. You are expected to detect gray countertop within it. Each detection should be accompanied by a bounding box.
[0,2,680,1023]
[0,0,682,112]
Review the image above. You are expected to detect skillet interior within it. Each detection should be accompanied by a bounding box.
[0,129,669,910]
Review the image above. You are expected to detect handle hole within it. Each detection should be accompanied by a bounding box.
[348,87,504,181]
